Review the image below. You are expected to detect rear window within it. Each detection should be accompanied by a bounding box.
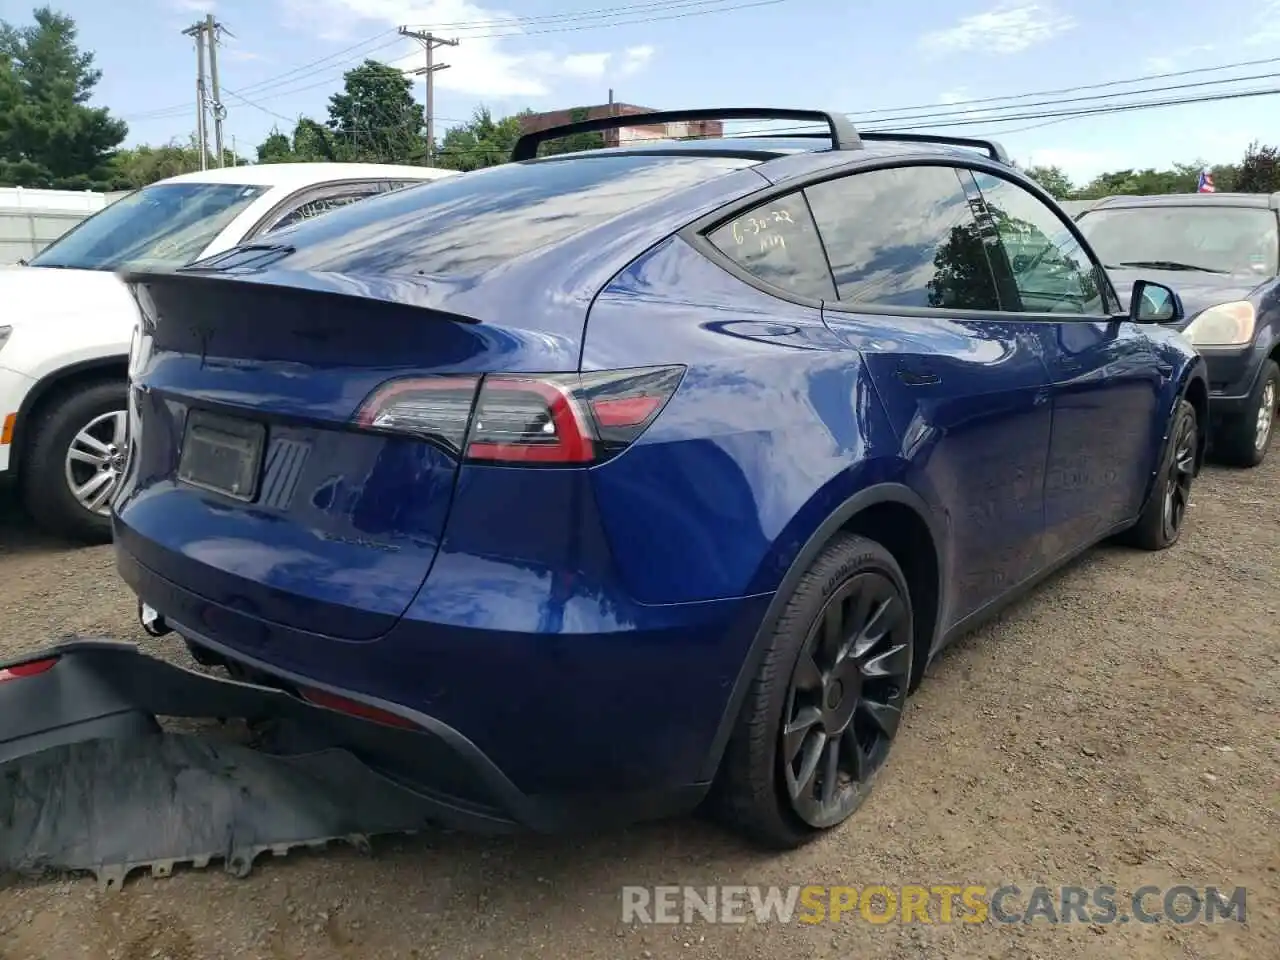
[267,154,756,277]
[29,182,267,272]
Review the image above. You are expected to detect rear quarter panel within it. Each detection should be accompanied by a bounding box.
[581,234,935,605]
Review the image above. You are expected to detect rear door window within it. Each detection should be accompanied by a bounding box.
[272,154,757,277]
[264,183,387,233]
[705,191,837,300]
[804,165,1003,311]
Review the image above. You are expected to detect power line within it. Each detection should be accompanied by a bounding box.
[851,69,1280,127]
[851,53,1280,118]
[694,84,1280,142]
[226,0,786,105]
[865,85,1280,132]
[404,0,758,31]
[127,0,773,121]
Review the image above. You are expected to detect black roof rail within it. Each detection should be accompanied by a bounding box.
[510,108,862,162]
[857,131,1010,164]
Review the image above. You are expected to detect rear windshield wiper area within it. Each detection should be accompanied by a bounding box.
[184,243,297,273]
[1113,260,1227,273]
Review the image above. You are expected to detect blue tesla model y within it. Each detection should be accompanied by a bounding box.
[114,109,1207,848]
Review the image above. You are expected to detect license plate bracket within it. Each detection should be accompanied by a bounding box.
[177,411,266,502]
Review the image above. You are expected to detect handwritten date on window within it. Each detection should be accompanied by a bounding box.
[728,208,796,252]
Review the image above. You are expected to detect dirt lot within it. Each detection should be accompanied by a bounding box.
[0,458,1276,960]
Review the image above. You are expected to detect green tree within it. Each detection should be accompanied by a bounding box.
[537,106,606,157]
[325,59,425,163]
[0,7,127,188]
[293,116,338,161]
[1024,164,1074,200]
[436,106,525,171]
[108,136,242,188]
[1236,141,1280,193]
[256,128,293,164]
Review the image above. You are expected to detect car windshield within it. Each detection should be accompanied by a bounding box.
[28,181,268,271]
[264,153,757,278]
[1077,205,1279,277]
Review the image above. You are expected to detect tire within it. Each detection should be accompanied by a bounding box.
[1210,360,1278,468]
[711,533,915,849]
[20,379,128,544]
[1119,398,1198,551]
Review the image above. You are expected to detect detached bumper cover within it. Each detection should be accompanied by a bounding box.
[0,641,529,888]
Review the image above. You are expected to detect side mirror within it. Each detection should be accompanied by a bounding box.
[1130,279,1184,324]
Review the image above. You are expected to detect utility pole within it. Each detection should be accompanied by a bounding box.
[181,21,208,170]
[182,17,229,170]
[399,27,458,166]
[205,13,227,168]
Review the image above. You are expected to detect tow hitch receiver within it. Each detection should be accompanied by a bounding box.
[0,641,514,889]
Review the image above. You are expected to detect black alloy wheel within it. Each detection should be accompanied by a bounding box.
[1119,398,1197,551]
[1162,405,1196,543]
[781,570,912,829]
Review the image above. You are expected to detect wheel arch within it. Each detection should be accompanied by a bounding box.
[9,356,127,478]
[1181,364,1209,472]
[700,481,946,783]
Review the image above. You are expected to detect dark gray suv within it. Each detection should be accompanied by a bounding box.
[1078,192,1280,466]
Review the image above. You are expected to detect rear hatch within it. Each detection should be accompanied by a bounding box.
[118,271,506,641]
[115,152,760,641]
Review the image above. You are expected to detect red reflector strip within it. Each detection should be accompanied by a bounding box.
[0,657,58,682]
[300,687,419,729]
[589,395,663,427]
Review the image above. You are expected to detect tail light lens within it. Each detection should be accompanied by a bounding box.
[354,365,684,465]
[0,657,58,682]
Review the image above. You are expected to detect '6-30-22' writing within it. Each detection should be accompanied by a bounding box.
[730,208,795,251]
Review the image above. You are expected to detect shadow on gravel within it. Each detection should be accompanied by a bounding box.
[0,489,97,557]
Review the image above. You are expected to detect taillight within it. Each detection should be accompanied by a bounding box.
[0,657,58,682]
[354,365,683,465]
[299,686,420,730]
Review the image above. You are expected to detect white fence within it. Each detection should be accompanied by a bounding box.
[0,187,133,264]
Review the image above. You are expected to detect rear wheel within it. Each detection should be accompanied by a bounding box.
[20,380,127,544]
[1211,360,1277,467]
[1120,398,1197,551]
[712,533,914,849]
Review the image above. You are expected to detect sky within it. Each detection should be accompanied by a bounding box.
[3,0,1280,186]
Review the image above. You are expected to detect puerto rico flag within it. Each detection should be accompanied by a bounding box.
[1197,170,1216,193]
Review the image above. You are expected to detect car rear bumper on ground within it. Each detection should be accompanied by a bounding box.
[114,532,774,827]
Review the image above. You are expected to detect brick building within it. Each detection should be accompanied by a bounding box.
[518,103,724,148]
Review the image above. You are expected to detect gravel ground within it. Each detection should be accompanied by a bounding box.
[0,458,1277,960]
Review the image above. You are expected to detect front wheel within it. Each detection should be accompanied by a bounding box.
[1120,398,1198,551]
[1211,360,1278,468]
[20,380,127,544]
[712,533,915,849]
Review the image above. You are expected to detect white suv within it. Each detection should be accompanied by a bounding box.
[0,161,456,542]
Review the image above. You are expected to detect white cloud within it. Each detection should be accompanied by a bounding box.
[169,0,216,11]
[1246,0,1280,45]
[1020,147,1123,183]
[938,88,969,105]
[620,44,655,75]
[278,0,656,99]
[560,53,611,78]
[1142,43,1216,73]
[920,3,1075,56]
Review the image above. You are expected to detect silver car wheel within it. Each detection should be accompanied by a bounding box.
[64,409,128,517]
